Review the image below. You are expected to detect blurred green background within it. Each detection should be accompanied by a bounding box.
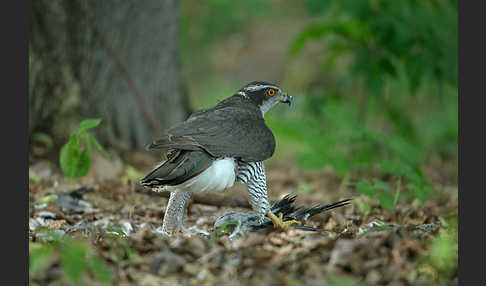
[179,0,457,205]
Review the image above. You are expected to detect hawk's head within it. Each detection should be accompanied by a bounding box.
[237,81,292,116]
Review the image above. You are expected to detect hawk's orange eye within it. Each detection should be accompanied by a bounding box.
[267,88,275,97]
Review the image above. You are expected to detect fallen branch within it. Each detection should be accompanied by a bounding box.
[135,182,251,209]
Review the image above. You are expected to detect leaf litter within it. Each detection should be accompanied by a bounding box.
[29,154,458,286]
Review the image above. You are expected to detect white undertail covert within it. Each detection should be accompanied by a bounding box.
[177,157,237,193]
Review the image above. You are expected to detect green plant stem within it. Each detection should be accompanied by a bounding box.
[393,177,402,207]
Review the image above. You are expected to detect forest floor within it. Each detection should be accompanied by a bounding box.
[29,152,458,286]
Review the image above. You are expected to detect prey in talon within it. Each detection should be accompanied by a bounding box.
[267,211,302,230]
[214,194,352,238]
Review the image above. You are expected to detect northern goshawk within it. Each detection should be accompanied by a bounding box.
[140,81,296,235]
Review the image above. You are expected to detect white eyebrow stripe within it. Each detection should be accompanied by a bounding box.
[243,84,278,92]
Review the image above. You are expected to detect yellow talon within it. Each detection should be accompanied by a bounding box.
[267,211,301,230]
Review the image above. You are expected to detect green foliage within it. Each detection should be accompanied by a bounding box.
[267,85,455,210]
[34,194,58,206]
[59,118,106,179]
[106,226,126,237]
[293,0,457,96]
[214,219,242,238]
[417,215,458,282]
[90,257,113,284]
[29,170,40,183]
[29,237,113,285]
[357,179,394,211]
[429,231,457,272]
[268,96,371,174]
[61,239,88,283]
[30,243,55,278]
[32,132,54,150]
[104,228,135,262]
[275,0,458,210]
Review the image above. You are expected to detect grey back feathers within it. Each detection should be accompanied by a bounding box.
[147,87,276,162]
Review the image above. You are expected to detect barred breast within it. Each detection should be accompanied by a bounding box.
[236,161,269,218]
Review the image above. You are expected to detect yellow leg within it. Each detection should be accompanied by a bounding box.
[266,211,301,230]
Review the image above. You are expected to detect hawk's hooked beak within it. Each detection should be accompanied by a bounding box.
[279,94,292,106]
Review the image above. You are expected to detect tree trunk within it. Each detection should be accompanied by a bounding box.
[29,0,189,150]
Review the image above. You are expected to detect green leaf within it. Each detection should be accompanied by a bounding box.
[29,171,40,183]
[356,181,375,196]
[408,183,432,202]
[89,257,113,285]
[29,244,55,278]
[32,132,54,149]
[77,150,91,177]
[34,194,58,206]
[61,239,87,283]
[79,118,102,131]
[59,118,105,179]
[439,217,449,228]
[60,134,79,179]
[88,134,108,156]
[429,232,458,272]
[403,167,427,186]
[59,134,91,179]
[378,192,395,211]
[107,226,125,237]
[379,160,404,177]
[372,178,393,194]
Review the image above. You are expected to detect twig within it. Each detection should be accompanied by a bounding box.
[393,177,402,207]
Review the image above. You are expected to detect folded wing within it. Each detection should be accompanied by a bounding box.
[148,106,275,162]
